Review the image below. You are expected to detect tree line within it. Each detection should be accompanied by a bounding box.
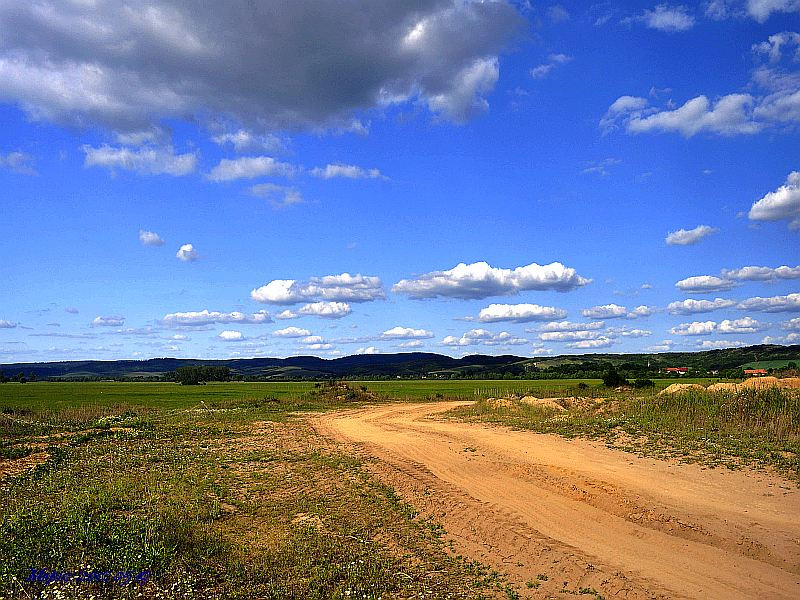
[166,366,232,385]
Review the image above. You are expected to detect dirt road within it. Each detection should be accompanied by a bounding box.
[315,401,800,599]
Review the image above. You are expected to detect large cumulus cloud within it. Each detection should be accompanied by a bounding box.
[0,1,523,133]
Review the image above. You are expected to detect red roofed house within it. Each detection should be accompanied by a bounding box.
[744,369,768,376]
[662,367,689,375]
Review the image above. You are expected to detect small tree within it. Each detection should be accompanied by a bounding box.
[602,366,627,388]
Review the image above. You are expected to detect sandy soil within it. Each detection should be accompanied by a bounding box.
[315,401,800,599]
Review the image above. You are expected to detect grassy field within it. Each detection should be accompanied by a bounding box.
[0,381,522,600]
[0,378,722,411]
[0,381,318,412]
[448,385,800,480]
[0,380,567,413]
[2,378,790,599]
[0,379,591,412]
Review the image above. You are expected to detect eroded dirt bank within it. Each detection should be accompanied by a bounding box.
[315,401,800,599]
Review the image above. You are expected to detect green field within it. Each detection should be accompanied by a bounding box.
[0,378,726,412]
[0,381,317,412]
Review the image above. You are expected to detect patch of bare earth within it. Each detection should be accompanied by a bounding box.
[0,451,49,480]
[315,401,800,599]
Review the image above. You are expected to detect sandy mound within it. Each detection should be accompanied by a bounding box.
[739,377,780,390]
[707,383,739,393]
[659,383,705,395]
[519,396,567,411]
[706,378,800,393]
[777,377,800,389]
[486,397,515,409]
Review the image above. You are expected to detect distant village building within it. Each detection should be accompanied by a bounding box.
[743,369,768,376]
[662,367,689,375]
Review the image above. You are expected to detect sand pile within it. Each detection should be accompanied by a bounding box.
[700,377,800,393]
[739,376,780,390]
[519,396,567,411]
[659,383,705,395]
[486,397,515,409]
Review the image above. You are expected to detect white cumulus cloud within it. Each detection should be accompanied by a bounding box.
[207,156,296,181]
[83,145,197,176]
[746,0,800,22]
[665,225,718,245]
[530,53,572,79]
[176,243,199,262]
[748,171,800,230]
[647,340,675,352]
[310,164,385,179]
[634,4,696,32]
[296,302,352,319]
[249,183,303,207]
[138,230,164,246]
[0,2,522,132]
[667,298,737,314]
[540,330,603,342]
[567,337,614,349]
[600,95,650,134]
[91,315,125,327]
[671,317,767,336]
[718,317,768,333]
[161,310,272,327]
[356,346,381,355]
[538,321,605,332]
[0,151,36,175]
[0,319,17,328]
[399,340,424,348]
[442,329,527,346]
[782,317,800,330]
[218,330,244,341]
[274,310,298,320]
[721,264,800,281]
[628,94,760,137]
[671,321,718,335]
[212,130,284,154]
[477,303,567,323]
[737,293,800,312]
[763,333,800,344]
[698,339,747,349]
[675,275,736,293]
[392,261,591,300]
[251,273,384,304]
[581,304,628,319]
[273,327,311,338]
[380,327,434,340]
[607,327,652,338]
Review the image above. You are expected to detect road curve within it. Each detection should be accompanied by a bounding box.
[315,401,800,599]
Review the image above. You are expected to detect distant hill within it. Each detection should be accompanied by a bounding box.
[1,344,798,381]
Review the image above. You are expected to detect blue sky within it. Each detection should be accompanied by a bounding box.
[1,0,799,362]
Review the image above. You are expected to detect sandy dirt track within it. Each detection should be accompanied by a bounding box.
[315,401,800,599]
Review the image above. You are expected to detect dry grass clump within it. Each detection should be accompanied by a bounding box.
[707,383,739,392]
[659,383,706,395]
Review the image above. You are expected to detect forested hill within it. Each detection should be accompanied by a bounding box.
[1,344,798,381]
